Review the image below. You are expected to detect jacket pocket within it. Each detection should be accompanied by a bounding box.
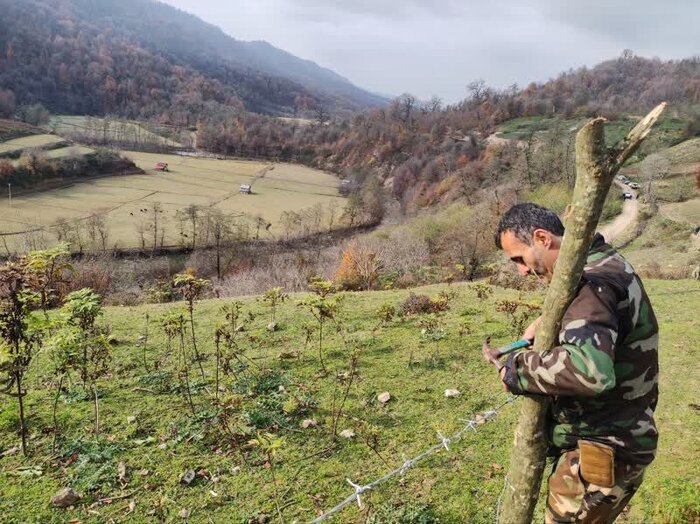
[578,440,615,488]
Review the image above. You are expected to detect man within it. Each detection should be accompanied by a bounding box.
[483,203,659,523]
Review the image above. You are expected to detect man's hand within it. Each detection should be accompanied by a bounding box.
[482,338,510,392]
[481,337,503,370]
[522,315,543,343]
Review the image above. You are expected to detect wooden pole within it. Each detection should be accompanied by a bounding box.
[498,102,667,524]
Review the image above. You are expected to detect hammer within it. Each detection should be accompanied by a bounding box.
[493,338,532,358]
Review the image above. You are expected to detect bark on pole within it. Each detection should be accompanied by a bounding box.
[498,102,667,524]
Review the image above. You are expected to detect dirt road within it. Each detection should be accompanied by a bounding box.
[598,180,638,243]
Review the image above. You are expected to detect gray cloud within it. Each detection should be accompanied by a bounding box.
[161,0,700,103]
[539,0,699,53]
[287,0,466,20]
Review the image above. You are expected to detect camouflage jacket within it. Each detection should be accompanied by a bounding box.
[503,234,659,465]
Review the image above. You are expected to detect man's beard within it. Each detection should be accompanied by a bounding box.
[528,263,551,284]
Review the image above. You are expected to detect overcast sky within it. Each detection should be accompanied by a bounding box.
[161,0,699,103]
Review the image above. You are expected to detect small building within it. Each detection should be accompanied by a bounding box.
[239,184,252,194]
[154,162,169,172]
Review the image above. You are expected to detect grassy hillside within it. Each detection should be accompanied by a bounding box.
[0,280,698,523]
[0,134,69,158]
[0,119,42,142]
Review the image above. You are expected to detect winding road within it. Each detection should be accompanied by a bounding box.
[598,180,638,243]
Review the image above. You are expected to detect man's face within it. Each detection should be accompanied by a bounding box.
[499,229,559,283]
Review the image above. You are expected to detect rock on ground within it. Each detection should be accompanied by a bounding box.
[50,488,81,508]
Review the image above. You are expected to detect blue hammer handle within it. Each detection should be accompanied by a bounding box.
[496,339,531,358]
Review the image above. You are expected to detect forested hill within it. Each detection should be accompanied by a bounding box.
[0,0,386,121]
[192,54,700,212]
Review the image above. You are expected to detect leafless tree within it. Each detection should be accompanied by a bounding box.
[86,214,109,252]
[640,153,670,212]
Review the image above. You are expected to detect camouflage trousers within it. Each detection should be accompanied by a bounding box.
[545,449,646,523]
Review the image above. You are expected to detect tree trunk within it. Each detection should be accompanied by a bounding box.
[16,372,27,456]
[92,384,100,435]
[498,103,666,524]
[52,374,64,452]
[189,306,206,381]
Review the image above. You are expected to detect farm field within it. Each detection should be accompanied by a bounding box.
[0,134,67,156]
[0,150,345,250]
[44,145,95,160]
[49,116,182,148]
[0,280,697,523]
[0,119,42,141]
[9,145,98,167]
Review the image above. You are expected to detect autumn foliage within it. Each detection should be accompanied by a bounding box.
[334,241,384,291]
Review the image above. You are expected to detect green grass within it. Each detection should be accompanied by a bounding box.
[496,116,555,139]
[655,175,699,204]
[0,280,698,523]
[44,145,95,160]
[0,151,345,249]
[659,137,700,167]
[0,134,67,156]
[620,214,697,272]
[524,182,622,223]
[496,113,693,164]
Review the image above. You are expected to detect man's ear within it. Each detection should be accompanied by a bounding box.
[533,229,551,248]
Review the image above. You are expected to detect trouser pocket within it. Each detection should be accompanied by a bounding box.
[578,440,615,488]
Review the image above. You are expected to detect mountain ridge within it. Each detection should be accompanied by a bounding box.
[0,0,387,120]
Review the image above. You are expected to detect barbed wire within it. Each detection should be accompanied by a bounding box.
[309,396,517,523]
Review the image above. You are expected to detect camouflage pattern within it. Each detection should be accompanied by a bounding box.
[546,449,645,523]
[503,233,659,465]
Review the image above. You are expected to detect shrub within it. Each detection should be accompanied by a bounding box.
[103,291,142,307]
[638,261,662,279]
[395,272,418,289]
[67,259,112,296]
[399,292,451,316]
[400,293,433,316]
[334,240,383,290]
[146,279,175,303]
[488,262,542,291]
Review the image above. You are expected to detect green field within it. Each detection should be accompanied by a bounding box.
[44,145,95,160]
[0,280,697,523]
[49,116,181,148]
[9,145,97,167]
[0,134,67,156]
[658,137,700,168]
[496,113,693,160]
[0,150,345,250]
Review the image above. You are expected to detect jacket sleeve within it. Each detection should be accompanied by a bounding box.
[502,280,619,397]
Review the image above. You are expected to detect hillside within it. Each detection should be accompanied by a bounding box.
[0,0,386,120]
[0,280,697,522]
[188,55,699,215]
[82,0,387,109]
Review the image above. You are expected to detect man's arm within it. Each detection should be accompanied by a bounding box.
[502,281,619,397]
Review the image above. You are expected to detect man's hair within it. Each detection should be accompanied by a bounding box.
[494,203,565,249]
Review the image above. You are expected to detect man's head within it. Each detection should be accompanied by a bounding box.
[494,203,564,283]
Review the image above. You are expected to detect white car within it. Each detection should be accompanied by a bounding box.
[623,192,634,200]
[628,182,640,189]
